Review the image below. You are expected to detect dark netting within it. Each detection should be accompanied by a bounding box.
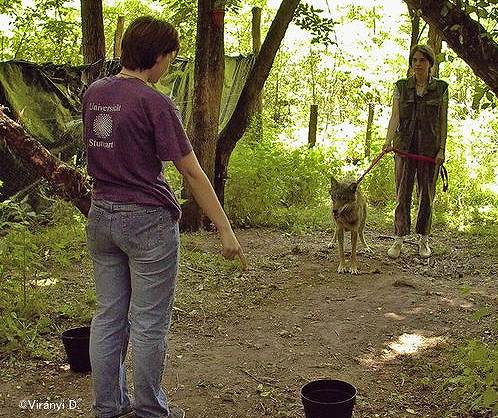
[0,55,254,201]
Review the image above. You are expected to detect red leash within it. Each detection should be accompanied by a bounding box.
[356,148,448,192]
[356,149,389,184]
[392,148,437,164]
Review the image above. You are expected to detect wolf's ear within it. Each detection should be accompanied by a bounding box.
[330,177,339,190]
[349,182,358,192]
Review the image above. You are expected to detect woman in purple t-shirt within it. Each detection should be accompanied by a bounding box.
[83,16,245,418]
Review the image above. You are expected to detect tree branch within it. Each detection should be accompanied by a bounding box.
[403,0,498,97]
[0,108,91,216]
[217,0,301,153]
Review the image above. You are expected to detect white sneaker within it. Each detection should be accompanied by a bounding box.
[169,406,186,418]
[388,237,404,259]
[419,235,431,258]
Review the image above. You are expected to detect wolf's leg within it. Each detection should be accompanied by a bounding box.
[337,228,347,273]
[350,230,359,274]
[359,202,373,253]
[328,228,337,248]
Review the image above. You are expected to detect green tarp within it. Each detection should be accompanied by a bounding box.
[0,55,254,199]
[158,55,255,131]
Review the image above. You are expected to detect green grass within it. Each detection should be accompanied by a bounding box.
[0,201,91,361]
[406,337,498,417]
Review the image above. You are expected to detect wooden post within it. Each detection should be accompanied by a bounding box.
[113,16,125,59]
[365,102,374,158]
[308,104,318,148]
[308,48,318,148]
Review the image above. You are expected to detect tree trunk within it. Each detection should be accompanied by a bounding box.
[113,16,125,59]
[0,109,91,216]
[252,6,263,139]
[252,7,262,54]
[403,0,498,97]
[180,0,225,231]
[272,53,282,123]
[80,0,106,85]
[214,0,301,205]
[308,104,318,148]
[365,102,374,158]
[428,24,443,78]
[407,5,421,76]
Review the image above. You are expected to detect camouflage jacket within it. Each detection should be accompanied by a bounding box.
[394,76,448,158]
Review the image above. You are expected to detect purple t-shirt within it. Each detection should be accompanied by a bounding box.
[82,77,192,220]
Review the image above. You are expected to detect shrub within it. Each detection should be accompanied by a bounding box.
[225,121,340,230]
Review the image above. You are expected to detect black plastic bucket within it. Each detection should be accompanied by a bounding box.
[301,379,357,418]
[61,326,91,373]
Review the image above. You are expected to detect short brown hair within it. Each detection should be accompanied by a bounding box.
[409,44,435,68]
[120,16,179,71]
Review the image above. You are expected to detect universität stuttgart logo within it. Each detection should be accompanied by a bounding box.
[93,113,113,139]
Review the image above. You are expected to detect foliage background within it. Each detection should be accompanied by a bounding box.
[0,0,497,415]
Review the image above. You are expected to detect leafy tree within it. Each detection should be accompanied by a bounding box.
[213,0,300,208]
[2,0,81,64]
[180,0,301,230]
[1,0,497,236]
[293,2,335,47]
[403,0,498,97]
[102,0,197,58]
[0,0,20,13]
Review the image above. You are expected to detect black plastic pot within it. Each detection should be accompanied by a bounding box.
[61,326,91,373]
[301,379,357,418]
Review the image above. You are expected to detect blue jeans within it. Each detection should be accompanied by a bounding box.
[86,200,179,418]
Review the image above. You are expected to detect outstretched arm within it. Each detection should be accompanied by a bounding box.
[383,89,400,151]
[435,87,449,165]
[174,151,246,268]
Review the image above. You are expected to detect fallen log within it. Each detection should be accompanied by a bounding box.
[0,107,91,217]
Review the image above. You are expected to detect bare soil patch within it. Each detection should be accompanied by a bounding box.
[0,227,496,417]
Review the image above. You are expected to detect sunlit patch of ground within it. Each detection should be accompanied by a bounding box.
[359,332,448,368]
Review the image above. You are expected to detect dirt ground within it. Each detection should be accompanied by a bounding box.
[0,226,496,418]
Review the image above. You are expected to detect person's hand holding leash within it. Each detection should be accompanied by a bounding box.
[435,148,445,166]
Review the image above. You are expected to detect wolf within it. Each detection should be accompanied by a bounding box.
[330,178,371,274]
